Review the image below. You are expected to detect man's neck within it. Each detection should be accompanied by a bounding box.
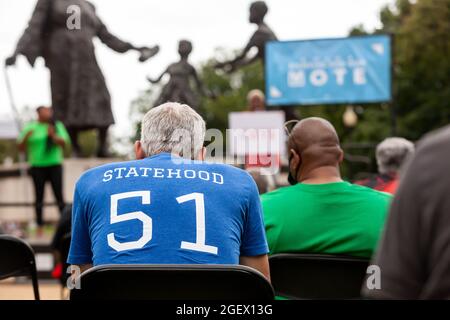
[298,166,343,184]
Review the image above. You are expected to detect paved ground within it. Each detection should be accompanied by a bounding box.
[0,279,63,300]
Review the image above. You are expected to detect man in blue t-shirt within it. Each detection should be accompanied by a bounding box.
[68,102,270,280]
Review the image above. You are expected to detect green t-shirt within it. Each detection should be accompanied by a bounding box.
[261,182,392,258]
[18,121,70,167]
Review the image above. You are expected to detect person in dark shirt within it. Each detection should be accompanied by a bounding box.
[363,125,450,299]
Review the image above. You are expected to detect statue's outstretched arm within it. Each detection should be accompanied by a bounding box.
[95,15,158,62]
[84,2,158,61]
[96,20,135,53]
[215,41,251,71]
[231,52,260,70]
[147,69,168,84]
[215,34,260,73]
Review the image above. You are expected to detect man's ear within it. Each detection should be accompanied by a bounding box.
[287,148,301,185]
[338,148,344,164]
[196,147,206,161]
[135,141,146,160]
[289,149,300,169]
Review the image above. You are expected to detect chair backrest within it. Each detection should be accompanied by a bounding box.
[269,253,369,299]
[0,235,40,300]
[70,264,274,300]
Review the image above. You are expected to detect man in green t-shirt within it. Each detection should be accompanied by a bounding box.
[18,106,70,233]
[261,117,391,258]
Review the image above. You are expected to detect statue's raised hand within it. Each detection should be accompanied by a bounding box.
[138,46,160,62]
[5,55,16,67]
[147,76,159,84]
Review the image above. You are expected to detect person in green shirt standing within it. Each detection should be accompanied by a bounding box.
[18,106,70,234]
[261,117,391,259]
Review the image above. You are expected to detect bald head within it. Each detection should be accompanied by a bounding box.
[288,117,343,183]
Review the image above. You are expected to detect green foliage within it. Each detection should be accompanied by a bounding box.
[393,0,450,139]
[0,140,18,164]
[77,130,98,157]
[200,60,265,133]
[351,0,450,140]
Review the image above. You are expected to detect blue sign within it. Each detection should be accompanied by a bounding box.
[265,35,392,106]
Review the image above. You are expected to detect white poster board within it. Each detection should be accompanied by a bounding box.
[228,111,286,157]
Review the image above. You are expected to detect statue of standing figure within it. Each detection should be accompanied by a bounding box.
[5,0,159,157]
[215,1,298,121]
[215,1,277,73]
[147,40,211,111]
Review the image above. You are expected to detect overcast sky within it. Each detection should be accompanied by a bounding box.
[0,0,394,139]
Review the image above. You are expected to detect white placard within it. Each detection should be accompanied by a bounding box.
[228,111,286,157]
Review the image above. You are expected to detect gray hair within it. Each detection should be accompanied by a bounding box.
[376,137,415,175]
[140,102,206,158]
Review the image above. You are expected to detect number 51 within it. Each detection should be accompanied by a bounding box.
[107,191,218,255]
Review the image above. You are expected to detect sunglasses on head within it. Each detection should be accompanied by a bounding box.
[284,120,299,137]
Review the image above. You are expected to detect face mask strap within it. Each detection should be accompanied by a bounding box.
[285,120,300,185]
[287,153,299,185]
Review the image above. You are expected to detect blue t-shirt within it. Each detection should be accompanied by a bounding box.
[68,153,269,266]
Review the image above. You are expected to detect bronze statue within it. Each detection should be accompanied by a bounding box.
[215,1,277,73]
[215,1,298,121]
[5,0,159,157]
[147,40,210,111]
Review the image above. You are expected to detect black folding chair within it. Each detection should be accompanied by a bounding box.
[70,264,274,300]
[0,235,40,300]
[269,253,369,299]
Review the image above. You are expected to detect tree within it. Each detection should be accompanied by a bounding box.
[351,0,450,140]
[394,0,450,139]
[200,59,265,133]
